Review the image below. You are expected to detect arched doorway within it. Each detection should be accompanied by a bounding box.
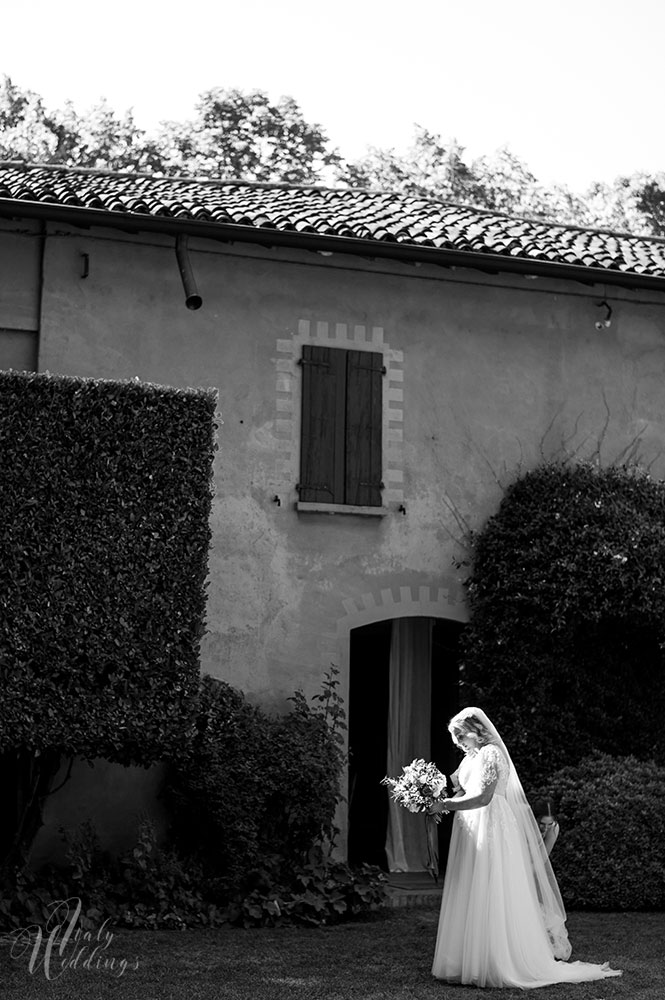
[347,616,463,871]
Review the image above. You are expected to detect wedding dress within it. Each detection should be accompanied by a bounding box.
[431,712,622,989]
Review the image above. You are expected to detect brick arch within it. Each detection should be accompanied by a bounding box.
[339,583,467,634]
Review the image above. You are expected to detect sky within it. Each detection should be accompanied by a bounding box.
[1,0,664,192]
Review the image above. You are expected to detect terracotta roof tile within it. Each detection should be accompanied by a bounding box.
[1,161,665,285]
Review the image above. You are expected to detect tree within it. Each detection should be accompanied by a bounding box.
[470,146,593,225]
[0,76,161,171]
[54,98,166,172]
[340,126,481,202]
[633,175,665,236]
[0,75,66,163]
[583,172,665,237]
[154,87,341,182]
[339,127,593,225]
[0,76,341,183]
[469,146,541,214]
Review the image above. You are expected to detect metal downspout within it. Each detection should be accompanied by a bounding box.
[175,234,203,310]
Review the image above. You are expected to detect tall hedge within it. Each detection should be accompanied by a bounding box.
[0,369,217,764]
[460,461,665,785]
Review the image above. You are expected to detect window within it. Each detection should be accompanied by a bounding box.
[298,345,384,508]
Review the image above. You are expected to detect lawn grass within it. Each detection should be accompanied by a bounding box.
[0,907,661,999]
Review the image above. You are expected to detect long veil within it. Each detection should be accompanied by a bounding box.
[450,707,572,960]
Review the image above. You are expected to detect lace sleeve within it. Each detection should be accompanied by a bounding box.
[477,744,502,793]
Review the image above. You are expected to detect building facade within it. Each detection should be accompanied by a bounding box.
[2,163,665,866]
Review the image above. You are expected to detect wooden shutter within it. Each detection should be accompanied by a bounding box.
[300,345,383,507]
[299,345,346,503]
[345,350,383,506]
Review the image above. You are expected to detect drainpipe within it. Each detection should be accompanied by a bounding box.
[175,234,202,310]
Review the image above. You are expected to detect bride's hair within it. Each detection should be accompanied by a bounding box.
[448,711,492,747]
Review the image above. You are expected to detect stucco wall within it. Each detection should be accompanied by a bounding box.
[30,758,169,869]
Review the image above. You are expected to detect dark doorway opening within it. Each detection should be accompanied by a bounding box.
[347,617,463,870]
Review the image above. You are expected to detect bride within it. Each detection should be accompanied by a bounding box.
[429,707,622,989]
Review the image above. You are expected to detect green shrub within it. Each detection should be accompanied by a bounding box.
[114,817,225,930]
[266,687,345,859]
[530,753,665,910]
[225,849,388,928]
[162,667,346,894]
[162,676,272,890]
[0,820,387,932]
[460,460,665,784]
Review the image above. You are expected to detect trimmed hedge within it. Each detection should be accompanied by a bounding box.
[0,369,217,763]
[531,753,665,910]
[460,460,665,785]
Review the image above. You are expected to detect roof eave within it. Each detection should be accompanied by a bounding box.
[1,198,664,293]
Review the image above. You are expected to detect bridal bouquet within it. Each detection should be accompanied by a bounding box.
[381,759,448,880]
[381,758,448,813]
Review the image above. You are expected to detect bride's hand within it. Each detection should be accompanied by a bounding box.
[429,800,451,815]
